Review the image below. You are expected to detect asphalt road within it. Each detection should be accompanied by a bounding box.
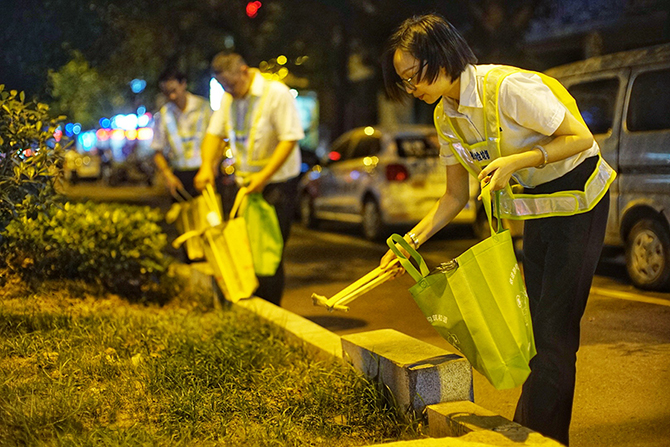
[281,222,670,447]
[62,180,670,447]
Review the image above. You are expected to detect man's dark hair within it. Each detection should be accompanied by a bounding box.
[211,52,247,75]
[382,13,477,101]
[158,67,187,84]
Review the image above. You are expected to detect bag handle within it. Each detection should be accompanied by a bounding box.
[229,186,248,219]
[385,234,430,283]
[481,181,505,235]
[384,183,505,283]
[172,229,200,248]
[174,185,245,248]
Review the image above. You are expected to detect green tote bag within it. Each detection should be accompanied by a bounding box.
[241,193,284,276]
[386,184,535,390]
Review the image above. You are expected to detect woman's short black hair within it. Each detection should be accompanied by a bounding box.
[382,13,477,102]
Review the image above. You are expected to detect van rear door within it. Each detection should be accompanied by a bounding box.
[619,64,670,228]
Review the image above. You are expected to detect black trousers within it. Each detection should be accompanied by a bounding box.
[513,157,610,446]
[221,176,299,306]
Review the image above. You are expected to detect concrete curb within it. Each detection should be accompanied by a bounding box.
[185,263,561,446]
[236,297,343,361]
[342,329,473,413]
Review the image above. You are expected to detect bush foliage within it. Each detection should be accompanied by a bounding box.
[2,201,176,301]
[0,85,66,233]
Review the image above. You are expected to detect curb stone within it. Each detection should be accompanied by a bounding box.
[184,263,562,446]
[341,329,473,413]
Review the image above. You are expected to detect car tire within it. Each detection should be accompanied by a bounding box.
[625,218,670,291]
[299,193,318,229]
[362,199,384,241]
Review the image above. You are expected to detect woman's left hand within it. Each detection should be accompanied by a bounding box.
[477,155,514,194]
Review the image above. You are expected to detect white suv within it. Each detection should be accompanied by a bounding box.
[298,125,483,240]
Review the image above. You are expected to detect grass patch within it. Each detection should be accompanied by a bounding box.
[0,274,425,446]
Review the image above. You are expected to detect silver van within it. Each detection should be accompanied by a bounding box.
[546,43,670,291]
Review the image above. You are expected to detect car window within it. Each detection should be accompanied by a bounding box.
[568,78,619,135]
[328,134,351,162]
[627,68,670,132]
[350,135,381,159]
[396,137,439,158]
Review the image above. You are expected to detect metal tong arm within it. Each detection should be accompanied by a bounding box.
[314,259,401,311]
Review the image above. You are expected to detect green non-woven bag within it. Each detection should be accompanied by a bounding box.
[386,183,535,390]
[242,193,283,276]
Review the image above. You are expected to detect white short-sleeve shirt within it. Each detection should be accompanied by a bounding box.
[437,64,598,187]
[151,92,212,171]
[207,69,305,183]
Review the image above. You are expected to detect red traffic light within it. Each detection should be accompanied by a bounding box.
[246,1,262,18]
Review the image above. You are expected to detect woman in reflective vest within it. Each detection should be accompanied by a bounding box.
[380,14,615,446]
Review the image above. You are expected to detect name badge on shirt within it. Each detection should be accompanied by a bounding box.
[470,148,491,162]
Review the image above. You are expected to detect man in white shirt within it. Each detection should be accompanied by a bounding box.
[152,68,212,198]
[195,52,304,305]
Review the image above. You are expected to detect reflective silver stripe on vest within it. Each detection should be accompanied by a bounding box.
[497,156,615,219]
[228,79,273,176]
[162,102,206,170]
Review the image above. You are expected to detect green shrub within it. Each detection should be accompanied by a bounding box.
[0,85,66,234]
[1,201,177,301]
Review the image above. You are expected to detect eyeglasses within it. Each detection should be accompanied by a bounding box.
[396,63,425,92]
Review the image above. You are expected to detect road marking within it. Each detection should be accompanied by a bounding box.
[591,286,670,307]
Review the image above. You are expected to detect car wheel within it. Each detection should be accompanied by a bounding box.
[362,199,384,241]
[625,218,670,291]
[299,193,318,228]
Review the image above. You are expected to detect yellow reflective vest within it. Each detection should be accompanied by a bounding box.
[434,65,616,220]
[225,79,272,176]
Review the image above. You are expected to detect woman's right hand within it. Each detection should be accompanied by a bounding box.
[194,166,215,192]
[164,171,184,197]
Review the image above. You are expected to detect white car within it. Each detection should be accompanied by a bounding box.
[298,125,484,240]
[64,150,102,184]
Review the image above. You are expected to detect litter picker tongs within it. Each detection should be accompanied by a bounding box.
[312,259,402,312]
[165,186,195,224]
